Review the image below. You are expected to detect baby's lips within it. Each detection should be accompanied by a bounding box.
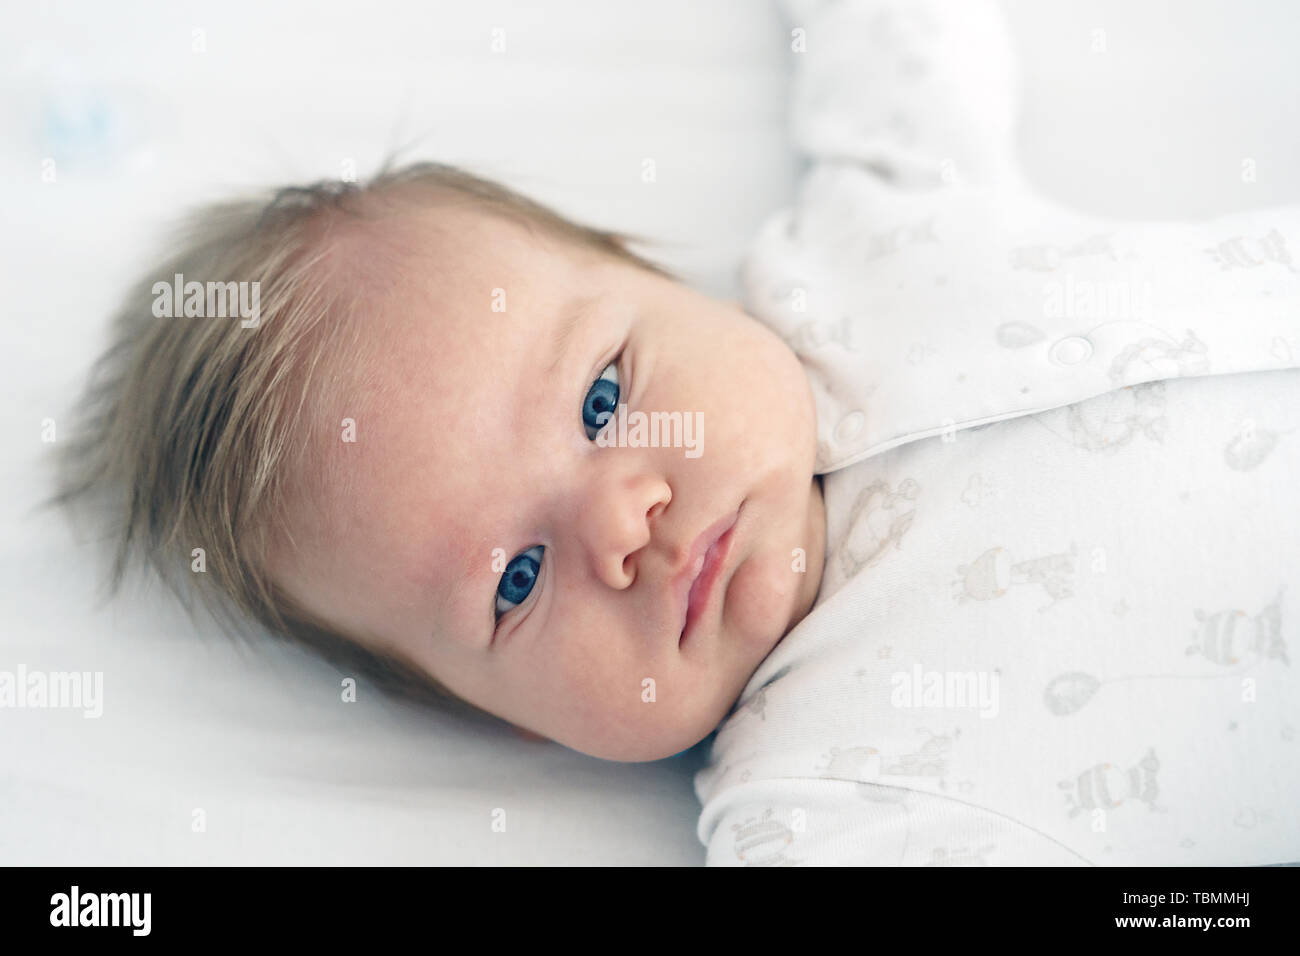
[678,507,742,645]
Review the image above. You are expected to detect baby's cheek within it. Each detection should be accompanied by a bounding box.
[726,546,802,652]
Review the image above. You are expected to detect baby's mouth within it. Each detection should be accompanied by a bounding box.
[677,504,742,646]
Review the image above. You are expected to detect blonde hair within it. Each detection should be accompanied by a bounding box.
[53,160,671,718]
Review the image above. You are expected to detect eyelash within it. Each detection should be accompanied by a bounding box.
[493,355,625,625]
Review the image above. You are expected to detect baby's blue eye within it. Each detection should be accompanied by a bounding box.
[496,545,544,617]
[582,362,620,440]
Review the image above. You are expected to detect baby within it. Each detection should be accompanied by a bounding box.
[56,162,828,763]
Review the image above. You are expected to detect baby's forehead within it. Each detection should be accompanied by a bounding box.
[274,212,598,598]
[302,206,578,394]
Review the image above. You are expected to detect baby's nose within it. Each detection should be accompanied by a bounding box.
[577,472,671,590]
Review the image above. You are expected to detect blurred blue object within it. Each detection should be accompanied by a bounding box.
[41,88,120,168]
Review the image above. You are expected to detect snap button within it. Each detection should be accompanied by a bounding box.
[1050,335,1093,366]
[834,410,865,444]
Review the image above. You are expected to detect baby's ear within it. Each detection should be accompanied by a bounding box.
[511,724,549,744]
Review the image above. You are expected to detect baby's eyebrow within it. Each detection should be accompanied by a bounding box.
[546,293,604,376]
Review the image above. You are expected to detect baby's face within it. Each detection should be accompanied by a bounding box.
[273,202,825,761]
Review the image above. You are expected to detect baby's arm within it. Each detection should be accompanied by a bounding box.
[783,0,1024,188]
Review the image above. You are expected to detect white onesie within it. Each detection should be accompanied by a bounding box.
[694,0,1300,865]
